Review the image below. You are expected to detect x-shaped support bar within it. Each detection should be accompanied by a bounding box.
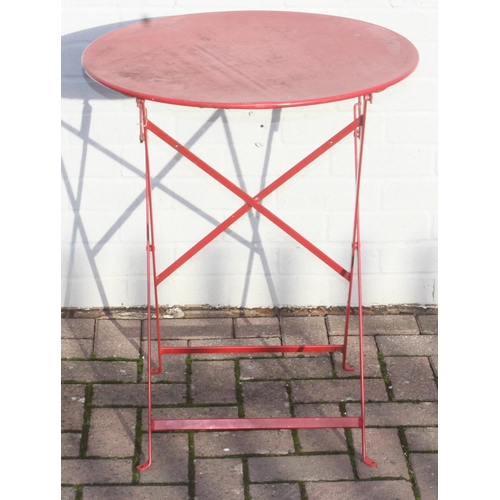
[137,99,360,287]
[137,96,376,472]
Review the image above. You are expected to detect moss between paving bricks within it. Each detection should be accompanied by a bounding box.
[398,427,422,500]
[132,410,143,484]
[79,384,93,458]
[377,352,395,401]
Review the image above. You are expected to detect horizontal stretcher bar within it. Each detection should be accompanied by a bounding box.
[151,416,363,431]
[159,344,345,355]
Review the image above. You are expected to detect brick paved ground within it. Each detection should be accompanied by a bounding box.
[61,310,438,500]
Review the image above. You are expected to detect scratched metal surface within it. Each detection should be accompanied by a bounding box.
[82,11,419,109]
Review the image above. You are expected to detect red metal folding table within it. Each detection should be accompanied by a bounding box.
[82,10,419,472]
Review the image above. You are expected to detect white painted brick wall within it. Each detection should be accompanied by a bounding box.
[61,0,438,308]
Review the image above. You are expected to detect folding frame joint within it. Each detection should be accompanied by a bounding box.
[136,98,148,143]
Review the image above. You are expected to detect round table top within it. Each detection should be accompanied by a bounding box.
[82,11,419,109]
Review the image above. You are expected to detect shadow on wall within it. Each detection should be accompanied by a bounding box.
[61,21,284,309]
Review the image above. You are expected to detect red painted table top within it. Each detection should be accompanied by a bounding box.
[82,11,419,109]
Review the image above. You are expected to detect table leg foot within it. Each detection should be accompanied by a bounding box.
[363,456,378,468]
[342,362,356,372]
[137,460,152,472]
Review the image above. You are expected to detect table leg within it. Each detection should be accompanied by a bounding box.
[347,96,377,468]
[137,99,159,472]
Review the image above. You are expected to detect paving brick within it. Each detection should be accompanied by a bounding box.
[144,384,187,406]
[139,433,189,483]
[346,402,438,427]
[417,314,438,334]
[365,315,420,335]
[60,310,440,492]
[189,337,281,359]
[142,406,239,428]
[297,428,349,452]
[326,315,360,336]
[62,433,81,457]
[61,487,77,500]
[291,378,388,403]
[285,351,330,358]
[62,339,94,358]
[62,361,137,382]
[281,316,329,345]
[385,357,438,401]
[293,403,350,453]
[351,428,409,479]
[376,335,438,356]
[194,430,294,456]
[248,455,354,482]
[242,380,291,417]
[191,360,237,404]
[234,316,280,337]
[87,408,137,457]
[240,357,333,380]
[294,403,342,417]
[327,315,420,335]
[62,318,95,339]
[142,318,233,340]
[61,384,86,431]
[330,336,381,377]
[141,340,187,382]
[410,453,438,500]
[405,428,438,451]
[430,356,438,376]
[93,383,186,406]
[61,459,132,484]
[305,480,415,500]
[250,483,302,500]
[194,458,244,500]
[82,486,189,500]
[141,333,190,353]
[95,319,141,359]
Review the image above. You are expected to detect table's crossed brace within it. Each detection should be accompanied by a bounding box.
[136,95,377,472]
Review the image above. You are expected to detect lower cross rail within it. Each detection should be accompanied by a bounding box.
[151,417,363,431]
